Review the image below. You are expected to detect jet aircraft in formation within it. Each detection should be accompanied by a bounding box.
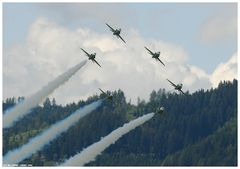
[167,79,186,95]
[144,46,165,66]
[79,23,189,117]
[99,88,113,101]
[106,23,126,43]
[80,48,101,67]
[156,107,165,115]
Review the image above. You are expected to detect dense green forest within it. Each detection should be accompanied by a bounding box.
[2,79,237,166]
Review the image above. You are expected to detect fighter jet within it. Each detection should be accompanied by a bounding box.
[80,48,101,67]
[144,46,165,66]
[156,107,165,115]
[99,88,113,101]
[106,23,126,43]
[166,79,186,95]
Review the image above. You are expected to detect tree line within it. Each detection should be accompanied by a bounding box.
[3,79,237,166]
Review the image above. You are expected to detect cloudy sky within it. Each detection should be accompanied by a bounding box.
[3,3,238,105]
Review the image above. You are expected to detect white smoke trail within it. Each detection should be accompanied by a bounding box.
[62,113,155,166]
[3,99,102,165]
[3,60,87,128]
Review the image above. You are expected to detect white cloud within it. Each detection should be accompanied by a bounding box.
[38,3,136,29]
[3,18,236,105]
[210,53,237,87]
[199,13,237,43]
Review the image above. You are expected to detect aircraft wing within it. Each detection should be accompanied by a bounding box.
[157,57,165,66]
[179,89,186,95]
[93,59,101,67]
[167,79,177,88]
[106,23,115,32]
[117,34,126,43]
[80,48,90,57]
[99,88,106,95]
[144,47,154,55]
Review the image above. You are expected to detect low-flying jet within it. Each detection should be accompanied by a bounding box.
[99,88,113,101]
[80,48,101,67]
[106,23,126,43]
[156,107,165,115]
[144,46,165,66]
[166,79,186,95]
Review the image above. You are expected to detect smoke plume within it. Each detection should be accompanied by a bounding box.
[3,99,102,165]
[62,113,154,166]
[3,60,87,128]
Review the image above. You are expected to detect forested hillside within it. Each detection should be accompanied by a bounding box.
[2,79,237,166]
[161,116,237,166]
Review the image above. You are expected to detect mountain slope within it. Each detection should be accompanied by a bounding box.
[161,116,237,166]
[3,80,237,166]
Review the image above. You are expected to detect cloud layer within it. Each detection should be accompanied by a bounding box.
[3,18,237,104]
[199,4,237,43]
[210,53,237,87]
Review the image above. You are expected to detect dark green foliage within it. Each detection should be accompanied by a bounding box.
[161,116,237,166]
[2,80,237,166]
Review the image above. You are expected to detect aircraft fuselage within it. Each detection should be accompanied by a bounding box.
[157,107,164,114]
[88,54,96,60]
[113,29,121,36]
[152,53,160,59]
[107,95,113,100]
[175,85,182,90]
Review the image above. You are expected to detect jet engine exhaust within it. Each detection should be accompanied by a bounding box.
[61,113,155,166]
[3,60,87,128]
[3,99,102,165]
